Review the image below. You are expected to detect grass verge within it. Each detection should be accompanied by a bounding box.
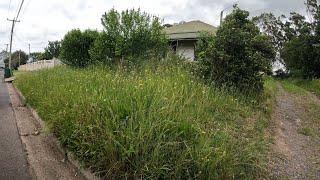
[15,64,274,179]
[284,78,320,97]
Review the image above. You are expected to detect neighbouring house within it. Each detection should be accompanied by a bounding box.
[165,20,217,61]
[0,51,7,68]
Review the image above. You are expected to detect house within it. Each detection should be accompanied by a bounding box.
[164,20,217,60]
[0,51,7,68]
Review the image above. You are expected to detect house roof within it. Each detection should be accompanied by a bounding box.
[164,20,217,40]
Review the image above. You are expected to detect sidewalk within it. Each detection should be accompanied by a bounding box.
[0,70,32,179]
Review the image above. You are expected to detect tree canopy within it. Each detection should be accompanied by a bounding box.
[89,8,168,65]
[4,50,28,69]
[197,7,275,94]
[60,29,99,68]
[44,41,61,59]
[254,0,320,78]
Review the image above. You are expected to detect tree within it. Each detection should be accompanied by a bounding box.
[197,7,275,94]
[44,41,61,59]
[89,8,168,65]
[60,29,99,68]
[30,52,45,61]
[254,0,320,78]
[4,50,28,69]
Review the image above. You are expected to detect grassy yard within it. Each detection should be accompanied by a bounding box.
[15,63,276,179]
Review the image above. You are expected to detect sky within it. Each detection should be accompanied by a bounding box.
[0,0,308,53]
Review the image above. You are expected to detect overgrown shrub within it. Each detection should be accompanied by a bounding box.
[89,8,168,65]
[60,29,99,68]
[197,7,275,94]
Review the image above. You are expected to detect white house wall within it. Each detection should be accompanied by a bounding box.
[0,53,6,68]
[177,41,195,61]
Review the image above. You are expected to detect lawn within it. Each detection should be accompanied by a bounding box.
[15,63,275,179]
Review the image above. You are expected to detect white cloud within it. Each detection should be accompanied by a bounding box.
[0,0,307,53]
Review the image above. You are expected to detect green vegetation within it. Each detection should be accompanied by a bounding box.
[44,40,61,59]
[4,50,28,69]
[60,29,99,67]
[9,1,320,179]
[298,127,314,137]
[254,0,320,78]
[89,8,168,64]
[280,80,309,96]
[59,9,167,68]
[287,79,320,96]
[196,7,275,94]
[15,61,275,179]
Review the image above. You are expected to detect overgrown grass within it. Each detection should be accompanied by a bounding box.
[15,63,274,179]
[284,78,320,96]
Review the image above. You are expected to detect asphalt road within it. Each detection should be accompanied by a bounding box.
[0,70,32,180]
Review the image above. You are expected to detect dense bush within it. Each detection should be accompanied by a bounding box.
[197,7,275,94]
[60,29,99,68]
[89,8,168,65]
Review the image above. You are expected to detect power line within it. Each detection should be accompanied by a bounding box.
[7,0,12,16]
[15,0,25,20]
[7,0,25,72]
[20,0,32,18]
[7,18,20,70]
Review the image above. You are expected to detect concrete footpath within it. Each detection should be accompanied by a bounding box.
[0,69,32,179]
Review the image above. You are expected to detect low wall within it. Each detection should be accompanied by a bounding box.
[18,59,62,71]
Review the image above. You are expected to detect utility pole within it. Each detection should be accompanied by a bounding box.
[7,18,20,70]
[220,1,239,26]
[7,0,25,72]
[220,10,224,26]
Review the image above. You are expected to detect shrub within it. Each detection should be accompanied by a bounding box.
[89,8,168,65]
[197,7,275,94]
[60,29,99,68]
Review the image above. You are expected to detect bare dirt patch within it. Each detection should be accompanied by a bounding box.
[269,83,320,179]
[7,83,86,180]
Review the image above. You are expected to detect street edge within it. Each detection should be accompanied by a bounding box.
[11,83,100,180]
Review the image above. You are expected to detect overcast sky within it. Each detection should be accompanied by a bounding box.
[0,0,308,53]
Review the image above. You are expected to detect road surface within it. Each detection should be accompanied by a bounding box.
[0,69,32,179]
